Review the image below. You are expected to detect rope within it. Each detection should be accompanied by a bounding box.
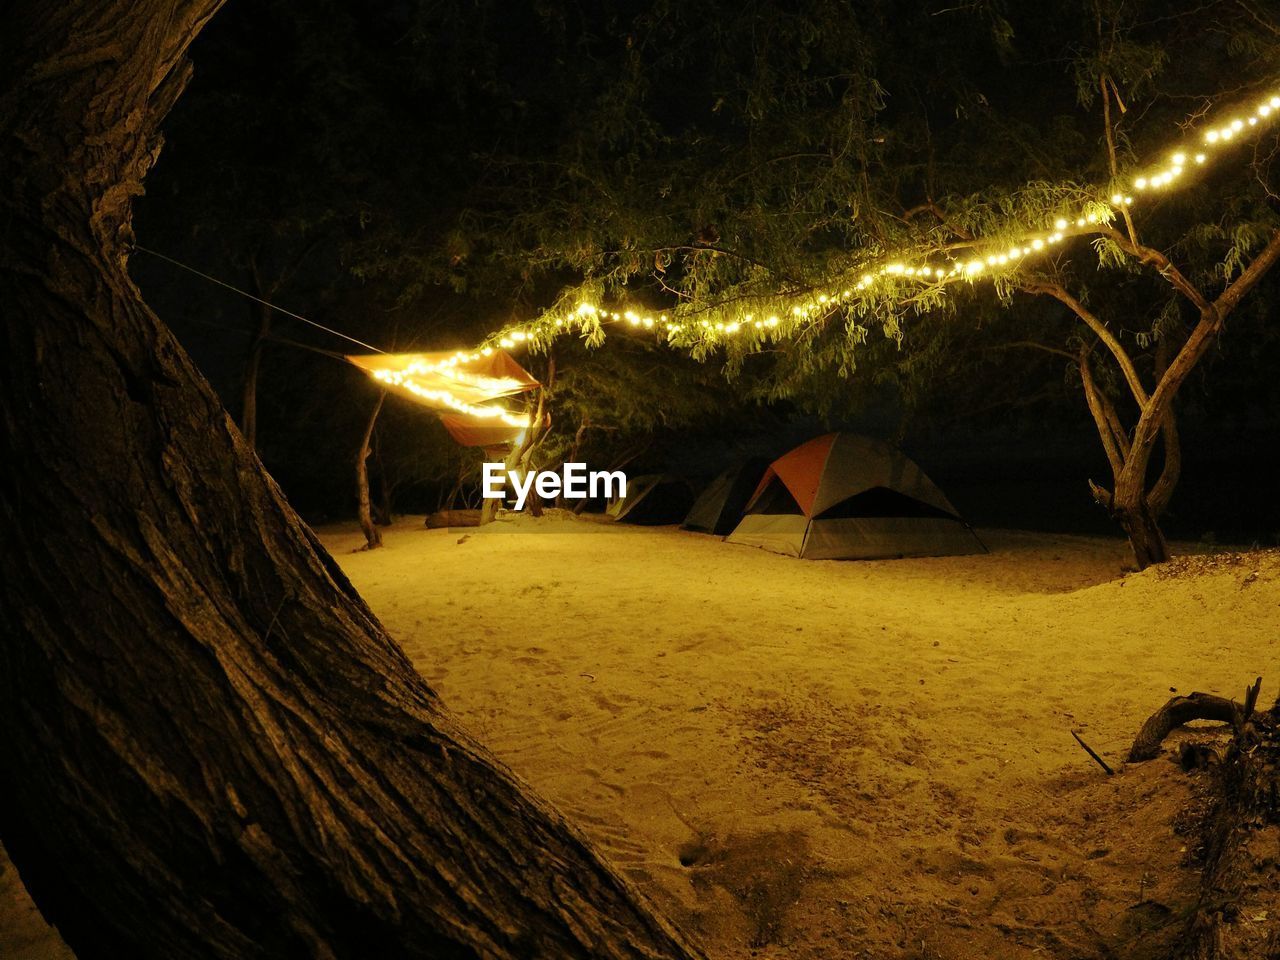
[133,244,386,354]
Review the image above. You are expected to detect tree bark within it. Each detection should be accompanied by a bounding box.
[0,5,702,959]
[1112,488,1172,567]
[356,392,385,550]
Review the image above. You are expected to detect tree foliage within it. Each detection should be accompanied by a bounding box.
[139,0,1280,547]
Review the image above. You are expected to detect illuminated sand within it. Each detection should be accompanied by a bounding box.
[3,520,1277,958]
[324,518,1278,959]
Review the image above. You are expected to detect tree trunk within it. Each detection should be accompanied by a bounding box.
[1127,691,1240,763]
[441,463,467,512]
[372,434,394,526]
[356,392,385,550]
[0,5,702,960]
[1147,333,1182,518]
[558,417,590,508]
[1112,488,1171,568]
[479,482,503,523]
[515,383,550,518]
[478,444,505,523]
[240,262,271,450]
[1077,342,1176,568]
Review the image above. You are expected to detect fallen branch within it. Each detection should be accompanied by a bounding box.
[1127,692,1241,762]
[426,509,482,529]
[1131,677,1279,960]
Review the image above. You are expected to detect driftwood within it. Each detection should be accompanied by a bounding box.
[425,508,482,528]
[1130,678,1279,960]
[1127,691,1242,762]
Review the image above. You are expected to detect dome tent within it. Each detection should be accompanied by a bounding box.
[681,457,770,536]
[607,474,696,525]
[727,433,985,560]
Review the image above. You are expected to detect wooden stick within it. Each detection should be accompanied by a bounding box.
[1072,731,1114,776]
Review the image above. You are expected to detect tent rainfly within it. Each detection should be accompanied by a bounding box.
[727,433,985,560]
[681,457,770,536]
[346,350,539,447]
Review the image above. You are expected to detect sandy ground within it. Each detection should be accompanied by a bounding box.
[4,518,1278,958]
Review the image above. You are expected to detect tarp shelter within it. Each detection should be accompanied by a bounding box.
[607,474,696,525]
[346,350,539,447]
[727,433,984,559]
[681,457,770,536]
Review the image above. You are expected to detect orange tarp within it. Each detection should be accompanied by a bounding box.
[345,350,539,406]
[346,349,541,448]
[438,413,525,448]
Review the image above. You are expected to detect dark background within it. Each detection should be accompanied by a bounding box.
[130,0,1280,544]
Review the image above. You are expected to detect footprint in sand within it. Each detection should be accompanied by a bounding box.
[590,691,628,715]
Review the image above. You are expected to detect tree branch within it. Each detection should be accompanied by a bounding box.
[1022,281,1149,405]
[1148,334,1182,517]
[1078,347,1127,482]
[1117,229,1280,498]
[1100,74,1141,246]
[1215,228,1280,315]
[1096,225,1211,313]
[990,339,1076,360]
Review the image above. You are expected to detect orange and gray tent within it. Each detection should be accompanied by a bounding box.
[726,433,985,559]
[346,350,539,447]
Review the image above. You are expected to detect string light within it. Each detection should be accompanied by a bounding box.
[427,85,1280,360]
[481,199,1118,351]
[366,355,531,426]
[1133,91,1280,193]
